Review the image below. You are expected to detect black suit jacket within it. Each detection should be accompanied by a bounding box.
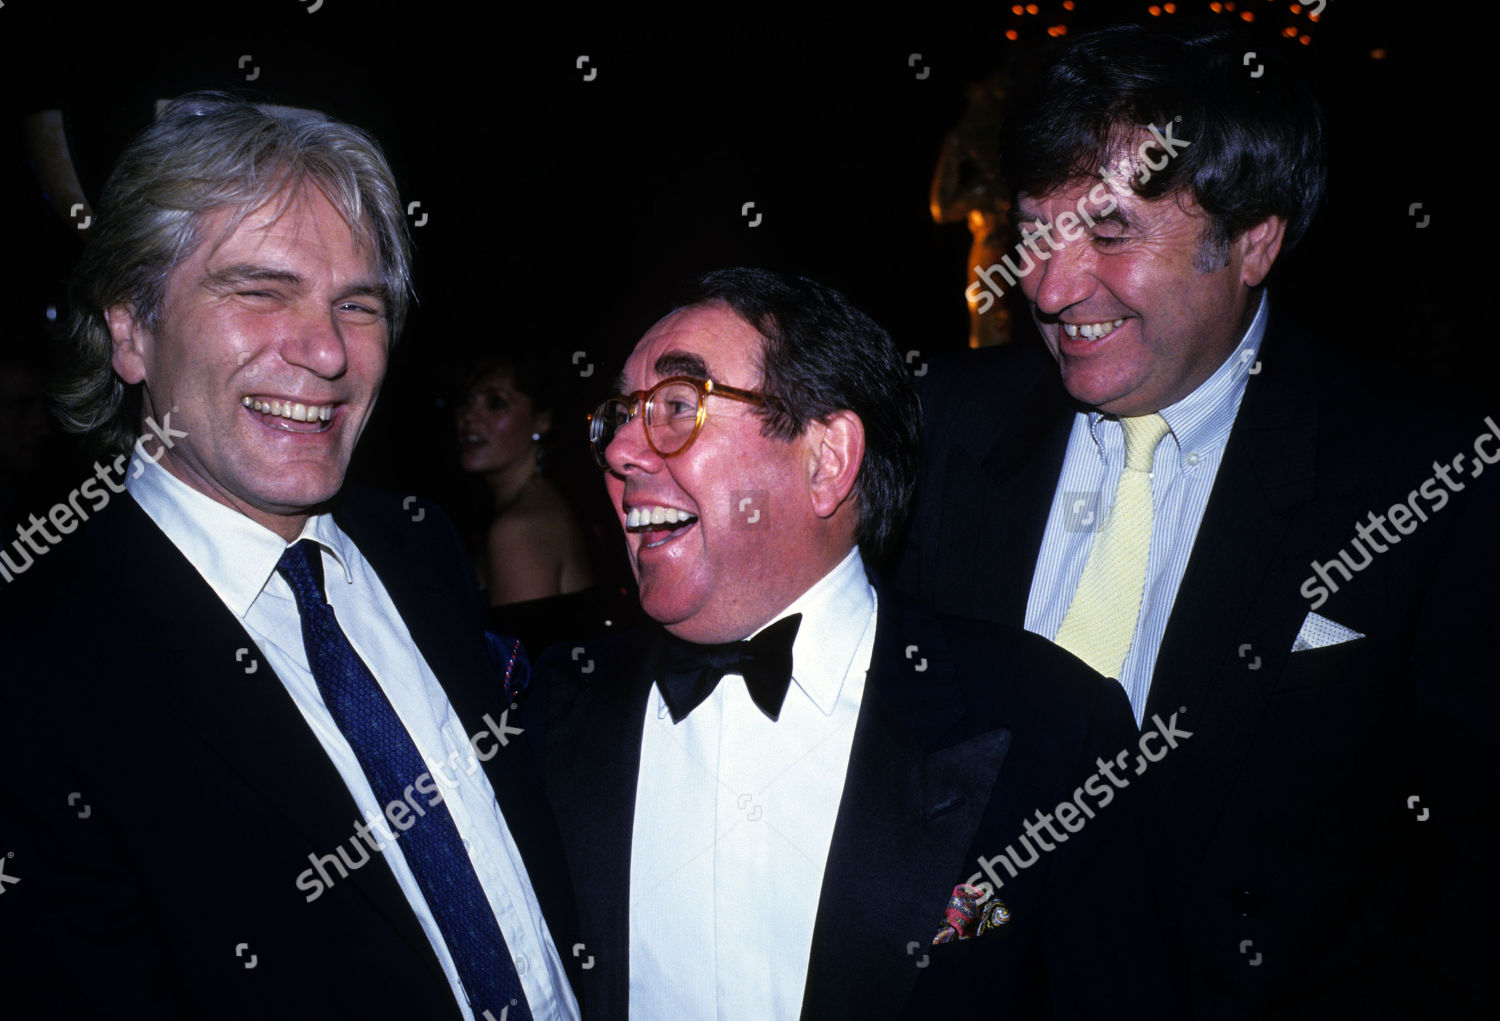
[0,489,581,1019]
[896,312,1500,1019]
[538,586,1177,1020]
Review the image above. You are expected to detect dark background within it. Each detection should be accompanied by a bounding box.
[0,0,1482,559]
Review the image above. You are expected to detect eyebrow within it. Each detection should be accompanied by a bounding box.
[611,351,714,395]
[1014,203,1134,231]
[655,352,710,380]
[204,265,390,307]
[204,265,305,289]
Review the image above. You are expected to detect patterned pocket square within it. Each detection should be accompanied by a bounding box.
[933,883,1011,944]
[1290,612,1365,652]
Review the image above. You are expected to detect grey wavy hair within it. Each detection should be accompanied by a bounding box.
[53,92,413,455]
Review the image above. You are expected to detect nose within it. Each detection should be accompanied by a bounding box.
[1027,235,1097,317]
[604,405,661,478]
[282,305,352,379]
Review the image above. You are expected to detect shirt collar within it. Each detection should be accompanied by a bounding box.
[125,441,355,618]
[1085,290,1268,472]
[762,546,874,717]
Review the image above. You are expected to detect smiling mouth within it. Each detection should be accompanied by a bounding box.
[1062,318,1126,341]
[242,396,335,432]
[625,504,699,548]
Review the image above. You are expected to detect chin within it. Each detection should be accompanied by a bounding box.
[255,471,347,513]
[1061,369,1139,412]
[637,583,708,633]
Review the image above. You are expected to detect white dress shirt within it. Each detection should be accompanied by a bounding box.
[1025,293,1269,722]
[126,448,579,1021]
[629,547,878,1020]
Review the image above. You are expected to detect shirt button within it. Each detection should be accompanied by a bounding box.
[1186,451,1201,466]
[514,954,528,975]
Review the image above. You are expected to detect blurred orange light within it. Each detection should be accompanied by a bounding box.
[1308,10,1319,20]
[1210,2,1222,11]
[1226,1,1236,9]
[1282,25,1297,36]
[1370,48,1387,59]
[1164,2,1176,11]
[1063,0,1075,8]
[1290,3,1301,12]
[1149,4,1161,14]
[1241,10,1254,20]
[1012,4,1024,13]
[1026,3,1039,13]
[1006,28,1020,40]
[1299,33,1311,44]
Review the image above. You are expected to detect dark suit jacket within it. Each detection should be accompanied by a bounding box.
[895,312,1500,1019]
[0,488,582,1019]
[538,586,1178,1020]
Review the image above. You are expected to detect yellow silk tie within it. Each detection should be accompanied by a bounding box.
[1053,414,1171,679]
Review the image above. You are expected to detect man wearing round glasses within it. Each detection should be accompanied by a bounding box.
[543,267,1171,1019]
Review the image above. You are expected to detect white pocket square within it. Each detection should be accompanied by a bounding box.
[1291,611,1365,652]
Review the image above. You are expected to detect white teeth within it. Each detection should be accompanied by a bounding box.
[242,396,335,423]
[626,505,697,530]
[1063,319,1126,340]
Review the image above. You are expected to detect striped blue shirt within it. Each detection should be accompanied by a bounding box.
[1024,294,1269,723]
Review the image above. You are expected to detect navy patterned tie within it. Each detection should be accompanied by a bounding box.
[276,540,531,1020]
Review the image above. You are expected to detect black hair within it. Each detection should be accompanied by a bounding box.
[674,268,920,562]
[1000,25,1325,258]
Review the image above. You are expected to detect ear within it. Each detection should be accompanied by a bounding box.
[1236,214,1286,289]
[106,304,149,384]
[533,408,553,440]
[806,409,864,520]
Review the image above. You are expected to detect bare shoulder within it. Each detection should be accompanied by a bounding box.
[486,478,584,548]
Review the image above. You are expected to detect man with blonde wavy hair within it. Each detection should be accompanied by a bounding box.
[0,93,582,1020]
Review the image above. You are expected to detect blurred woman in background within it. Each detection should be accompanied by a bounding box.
[454,355,599,651]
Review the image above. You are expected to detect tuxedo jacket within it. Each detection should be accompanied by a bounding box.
[0,488,581,1019]
[895,312,1500,1019]
[537,587,1179,1020]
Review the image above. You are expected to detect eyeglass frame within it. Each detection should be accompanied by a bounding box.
[588,375,772,470]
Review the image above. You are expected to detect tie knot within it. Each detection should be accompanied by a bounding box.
[1120,414,1170,472]
[657,613,802,722]
[276,539,327,607]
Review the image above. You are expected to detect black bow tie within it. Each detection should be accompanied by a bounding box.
[656,614,803,723]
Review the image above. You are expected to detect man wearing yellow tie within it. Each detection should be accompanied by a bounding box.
[897,23,1498,1021]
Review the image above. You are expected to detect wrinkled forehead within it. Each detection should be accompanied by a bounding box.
[617,302,766,393]
[193,178,377,268]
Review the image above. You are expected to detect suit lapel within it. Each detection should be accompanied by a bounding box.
[1143,314,1320,863]
[543,630,658,1018]
[111,498,448,991]
[937,356,1074,626]
[800,596,1011,1020]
